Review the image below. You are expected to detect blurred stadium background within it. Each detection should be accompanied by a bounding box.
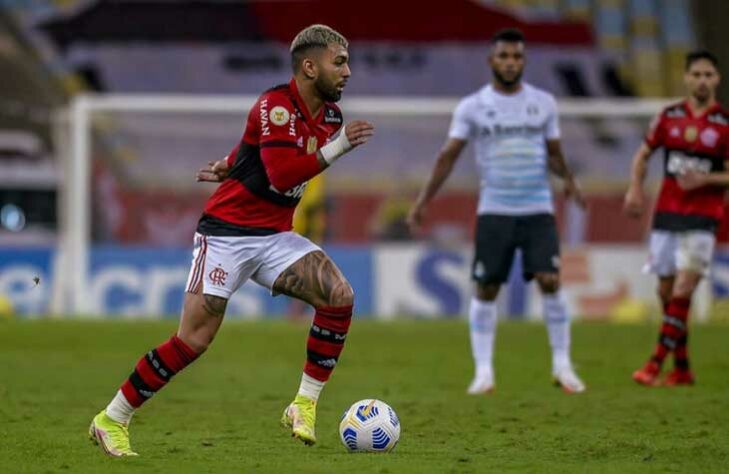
[1,0,729,322]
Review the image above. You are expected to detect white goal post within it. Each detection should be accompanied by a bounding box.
[53,94,672,315]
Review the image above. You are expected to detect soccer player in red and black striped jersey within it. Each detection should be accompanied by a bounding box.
[88,25,374,456]
[624,50,729,386]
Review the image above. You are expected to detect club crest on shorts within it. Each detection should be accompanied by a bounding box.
[209,266,228,286]
[269,106,290,126]
[307,136,318,154]
[551,255,560,269]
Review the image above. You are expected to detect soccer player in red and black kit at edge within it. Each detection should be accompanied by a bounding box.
[625,50,729,386]
[88,25,375,456]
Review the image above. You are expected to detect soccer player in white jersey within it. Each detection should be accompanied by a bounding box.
[408,28,587,394]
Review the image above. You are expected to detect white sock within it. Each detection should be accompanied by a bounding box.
[543,292,571,373]
[297,373,325,402]
[469,298,497,378]
[105,390,135,424]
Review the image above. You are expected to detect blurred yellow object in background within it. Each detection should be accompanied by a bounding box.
[610,298,650,324]
[0,294,15,320]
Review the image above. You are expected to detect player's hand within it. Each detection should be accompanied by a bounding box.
[406,203,426,233]
[196,159,230,183]
[623,185,646,218]
[564,178,586,209]
[345,120,375,147]
[677,170,708,191]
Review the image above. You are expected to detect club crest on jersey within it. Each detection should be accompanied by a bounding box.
[700,127,719,148]
[684,126,698,142]
[307,136,318,154]
[269,106,290,126]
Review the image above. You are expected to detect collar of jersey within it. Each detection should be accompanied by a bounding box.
[482,83,527,101]
[289,78,323,125]
[682,100,721,119]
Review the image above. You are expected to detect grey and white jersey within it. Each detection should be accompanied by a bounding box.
[449,83,560,215]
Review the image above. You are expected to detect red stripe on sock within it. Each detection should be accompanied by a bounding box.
[652,297,692,364]
[118,336,199,409]
[304,361,333,381]
[135,357,166,391]
[313,305,353,333]
[120,380,145,408]
[158,335,199,371]
[304,306,353,382]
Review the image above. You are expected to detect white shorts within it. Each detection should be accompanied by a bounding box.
[643,230,715,277]
[185,231,321,299]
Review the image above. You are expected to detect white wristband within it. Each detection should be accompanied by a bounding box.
[319,126,352,165]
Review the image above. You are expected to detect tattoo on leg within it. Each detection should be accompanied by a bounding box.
[274,251,350,306]
[202,294,227,318]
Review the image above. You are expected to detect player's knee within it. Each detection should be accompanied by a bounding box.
[475,284,500,301]
[330,280,354,307]
[672,282,696,299]
[672,272,701,299]
[657,288,671,307]
[536,273,560,293]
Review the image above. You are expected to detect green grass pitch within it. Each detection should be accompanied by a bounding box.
[1,319,728,473]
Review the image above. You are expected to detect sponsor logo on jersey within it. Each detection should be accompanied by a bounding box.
[708,113,728,126]
[527,104,539,115]
[478,124,543,137]
[260,99,270,136]
[700,127,719,148]
[288,109,297,136]
[324,107,342,124]
[284,182,308,199]
[684,126,698,142]
[270,105,290,126]
[666,107,686,118]
[307,136,318,154]
[209,266,228,286]
[666,150,712,175]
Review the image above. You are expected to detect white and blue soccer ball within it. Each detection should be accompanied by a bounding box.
[339,399,400,452]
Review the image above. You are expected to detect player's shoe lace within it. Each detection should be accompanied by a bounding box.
[88,410,138,457]
[553,365,587,393]
[281,394,317,445]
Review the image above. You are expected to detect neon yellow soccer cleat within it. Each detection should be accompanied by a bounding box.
[88,410,138,457]
[281,394,317,445]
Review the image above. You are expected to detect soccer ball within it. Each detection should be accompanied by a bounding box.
[339,399,400,452]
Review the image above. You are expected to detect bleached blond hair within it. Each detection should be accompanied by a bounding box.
[290,24,348,72]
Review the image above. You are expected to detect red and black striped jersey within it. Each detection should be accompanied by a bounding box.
[645,101,729,232]
[199,78,343,235]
